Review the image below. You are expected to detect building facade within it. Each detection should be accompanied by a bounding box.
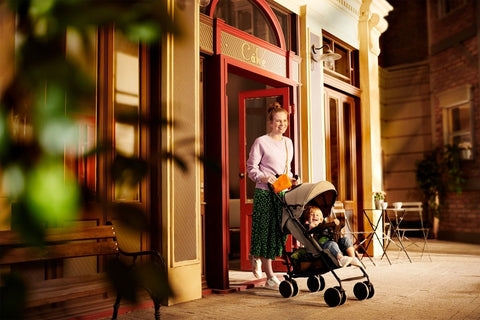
[0,0,393,316]
[380,0,480,244]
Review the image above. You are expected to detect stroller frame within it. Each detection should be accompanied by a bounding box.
[273,181,375,307]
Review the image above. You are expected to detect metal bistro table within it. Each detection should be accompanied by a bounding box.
[361,209,392,265]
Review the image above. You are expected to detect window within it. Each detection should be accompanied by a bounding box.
[439,85,474,160]
[113,30,141,200]
[268,1,296,53]
[322,36,359,87]
[214,0,277,46]
[213,0,297,52]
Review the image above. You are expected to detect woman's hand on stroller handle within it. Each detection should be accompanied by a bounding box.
[262,175,277,185]
[292,175,301,185]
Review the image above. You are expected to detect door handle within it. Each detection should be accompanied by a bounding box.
[239,173,245,178]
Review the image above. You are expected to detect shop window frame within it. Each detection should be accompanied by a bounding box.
[439,85,474,160]
[322,34,359,88]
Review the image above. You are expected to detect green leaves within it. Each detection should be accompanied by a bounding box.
[29,0,55,17]
[25,159,80,224]
[443,144,465,194]
[1,165,25,199]
[0,1,184,314]
[125,21,162,43]
[415,144,466,219]
[1,0,180,231]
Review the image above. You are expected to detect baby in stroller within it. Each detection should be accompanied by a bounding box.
[278,181,374,306]
[290,205,361,270]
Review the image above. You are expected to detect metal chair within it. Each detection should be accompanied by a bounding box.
[384,202,431,262]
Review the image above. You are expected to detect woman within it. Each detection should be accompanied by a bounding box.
[246,103,296,289]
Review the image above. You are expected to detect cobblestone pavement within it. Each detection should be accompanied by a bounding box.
[100,240,480,320]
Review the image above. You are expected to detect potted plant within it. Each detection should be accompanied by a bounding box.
[415,144,465,238]
[372,191,386,209]
[458,141,473,160]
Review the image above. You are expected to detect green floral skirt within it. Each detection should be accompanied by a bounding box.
[250,188,287,260]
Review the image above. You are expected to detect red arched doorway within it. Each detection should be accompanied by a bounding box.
[202,0,300,290]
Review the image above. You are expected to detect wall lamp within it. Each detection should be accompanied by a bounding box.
[311,44,342,67]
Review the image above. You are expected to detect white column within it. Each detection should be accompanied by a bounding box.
[358,0,392,256]
[359,0,392,211]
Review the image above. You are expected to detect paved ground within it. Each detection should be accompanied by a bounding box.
[101,239,480,320]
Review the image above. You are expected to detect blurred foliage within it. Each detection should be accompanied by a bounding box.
[0,0,185,316]
[415,144,465,221]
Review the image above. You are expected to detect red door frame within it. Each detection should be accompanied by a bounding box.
[204,56,297,290]
[238,88,292,272]
[203,1,300,290]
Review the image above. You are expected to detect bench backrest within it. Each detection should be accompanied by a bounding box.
[0,225,118,265]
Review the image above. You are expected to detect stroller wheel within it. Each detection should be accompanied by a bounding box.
[341,291,347,305]
[307,275,325,292]
[291,279,299,297]
[364,281,375,299]
[324,287,342,307]
[334,286,347,305]
[279,280,294,298]
[353,282,370,301]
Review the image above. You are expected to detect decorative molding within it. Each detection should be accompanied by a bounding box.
[200,20,214,55]
[360,0,393,56]
[324,73,361,97]
[333,0,360,16]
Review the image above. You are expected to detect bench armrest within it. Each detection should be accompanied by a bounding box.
[117,247,166,267]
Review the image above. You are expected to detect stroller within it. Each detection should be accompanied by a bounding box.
[276,181,375,307]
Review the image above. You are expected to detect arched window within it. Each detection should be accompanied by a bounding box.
[213,0,279,46]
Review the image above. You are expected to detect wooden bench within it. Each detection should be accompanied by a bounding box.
[0,223,166,319]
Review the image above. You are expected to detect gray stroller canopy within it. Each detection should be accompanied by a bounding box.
[281,181,337,233]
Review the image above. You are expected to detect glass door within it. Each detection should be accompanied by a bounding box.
[324,87,359,234]
[238,87,291,271]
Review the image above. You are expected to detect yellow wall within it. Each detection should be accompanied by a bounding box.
[358,0,393,213]
[161,0,203,304]
[380,63,432,202]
